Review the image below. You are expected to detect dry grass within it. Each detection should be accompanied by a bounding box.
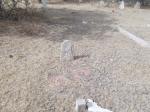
[0,8,50,37]
[0,4,150,112]
[17,22,49,37]
[0,20,50,37]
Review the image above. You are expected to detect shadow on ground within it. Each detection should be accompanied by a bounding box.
[0,8,116,41]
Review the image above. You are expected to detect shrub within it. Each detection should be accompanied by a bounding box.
[0,0,32,20]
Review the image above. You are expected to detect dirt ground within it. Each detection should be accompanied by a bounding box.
[0,3,150,112]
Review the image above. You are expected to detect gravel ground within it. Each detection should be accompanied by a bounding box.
[0,4,150,112]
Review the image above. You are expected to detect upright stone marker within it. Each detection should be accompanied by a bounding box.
[42,0,47,8]
[61,40,74,62]
[134,1,141,9]
[99,0,105,7]
[75,99,86,112]
[119,0,125,9]
[41,0,48,12]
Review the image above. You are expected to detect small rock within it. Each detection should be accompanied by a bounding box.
[82,21,88,24]
[9,55,13,58]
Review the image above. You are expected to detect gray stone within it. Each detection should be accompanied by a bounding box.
[99,0,106,7]
[75,99,86,112]
[61,40,74,62]
[86,99,113,112]
[75,99,113,112]
[134,1,141,9]
[42,0,48,8]
[119,1,125,9]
